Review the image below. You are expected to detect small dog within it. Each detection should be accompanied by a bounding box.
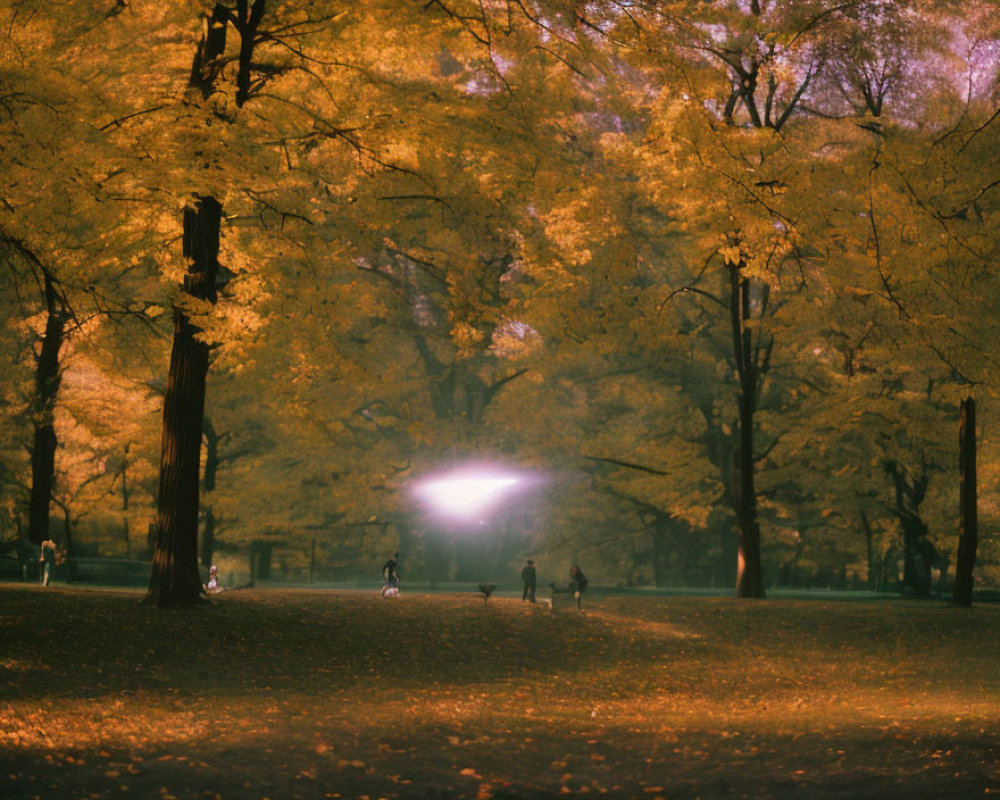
[478,584,497,606]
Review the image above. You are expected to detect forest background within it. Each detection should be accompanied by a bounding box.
[3,0,1000,600]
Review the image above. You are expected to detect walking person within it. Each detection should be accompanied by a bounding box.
[381,552,400,598]
[521,559,537,603]
[569,565,588,611]
[39,539,58,587]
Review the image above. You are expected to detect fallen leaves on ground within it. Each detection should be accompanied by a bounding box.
[0,586,998,799]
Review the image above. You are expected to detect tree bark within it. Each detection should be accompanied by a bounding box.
[859,509,876,591]
[200,418,222,568]
[120,445,131,558]
[234,0,267,108]
[200,506,216,569]
[953,396,978,607]
[146,197,222,606]
[188,3,228,98]
[413,333,456,419]
[885,459,935,598]
[27,270,65,546]
[728,259,766,599]
[250,540,272,580]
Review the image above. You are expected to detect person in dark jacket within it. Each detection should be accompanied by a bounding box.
[381,552,400,597]
[521,559,537,603]
[569,565,588,610]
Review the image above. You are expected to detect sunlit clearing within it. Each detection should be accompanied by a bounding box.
[412,467,534,522]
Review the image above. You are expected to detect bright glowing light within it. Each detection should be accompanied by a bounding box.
[412,466,539,523]
[416,476,518,520]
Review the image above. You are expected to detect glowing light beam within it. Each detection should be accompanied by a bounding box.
[412,467,534,522]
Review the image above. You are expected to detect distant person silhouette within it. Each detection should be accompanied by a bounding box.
[381,552,400,598]
[39,539,58,586]
[521,559,537,603]
[569,565,588,610]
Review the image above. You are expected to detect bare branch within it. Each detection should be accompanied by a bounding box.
[584,455,670,476]
[657,285,727,316]
[98,104,168,131]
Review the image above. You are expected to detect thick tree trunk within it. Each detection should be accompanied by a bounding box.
[250,540,272,581]
[735,397,765,598]
[413,334,456,419]
[56,500,73,553]
[27,271,65,546]
[188,3,228,98]
[147,197,222,606]
[234,0,267,108]
[200,506,216,569]
[953,396,978,607]
[900,513,934,598]
[885,459,935,598]
[200,418,221,568]
[28,426,57,544]
[728,259,766,599]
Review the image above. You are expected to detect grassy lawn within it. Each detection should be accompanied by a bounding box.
[1,584,997,799]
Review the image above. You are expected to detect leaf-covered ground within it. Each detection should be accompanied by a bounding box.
[0,585,997,799]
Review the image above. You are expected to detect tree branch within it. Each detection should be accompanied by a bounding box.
[584,455,670,476]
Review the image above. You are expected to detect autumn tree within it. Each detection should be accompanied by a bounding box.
[3,0,1000,597]
[146,0,366,602]
[1,219,157,557]
[568,0,861,597]
[772,0,1000,601]
[3,241,68,549]
[0,2,175,563]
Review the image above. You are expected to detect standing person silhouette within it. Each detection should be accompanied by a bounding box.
[39,539,58,587]
[569,565,588,610]
[381,552,400,598]
[521,559,537,603]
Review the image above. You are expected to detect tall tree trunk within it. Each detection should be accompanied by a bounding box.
[884,459,935,598]
[250,540,271,581]
[953,396,978,607]
[200,506,216,569]
[188,3,228,98]
[728,258,766,599]
[200,418,222,568]
[121,445,131,558]
[859,509,876,591]
[234,0,267,108]
[650,515,671,587]
[413,333,456,419]
[149,0,246,600]
[28,270,65,546]
[900,512,934,598]
[146,197,222,606]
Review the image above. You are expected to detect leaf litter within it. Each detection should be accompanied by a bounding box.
[0,586,997,798]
